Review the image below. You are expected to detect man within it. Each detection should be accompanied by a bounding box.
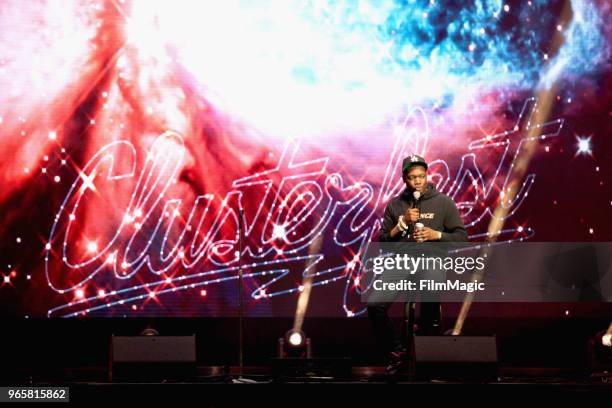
[367,154,468,375]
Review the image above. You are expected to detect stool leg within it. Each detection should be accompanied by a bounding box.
[404,302,417,378]
[403,302,416,346]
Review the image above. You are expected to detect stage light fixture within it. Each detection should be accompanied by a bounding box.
[288,331,304,347]
[278,329,311,358]
[588,329,612,382]
[602,333,611,348]
[141,327,160,336]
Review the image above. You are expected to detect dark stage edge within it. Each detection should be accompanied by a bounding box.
[3,367,612,405]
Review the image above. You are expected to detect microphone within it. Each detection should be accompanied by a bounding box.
[401,191,422,238]
[412,191,421,211]
[412,191,424,242]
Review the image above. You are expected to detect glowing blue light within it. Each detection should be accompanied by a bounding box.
[575,135,593,156]
[124,0,608,136]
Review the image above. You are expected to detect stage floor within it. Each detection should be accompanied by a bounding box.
[3,366,612,405]
[4,374,611,405]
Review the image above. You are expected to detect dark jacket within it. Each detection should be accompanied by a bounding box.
[379,182,468,242]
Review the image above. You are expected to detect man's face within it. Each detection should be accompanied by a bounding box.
[403,165,427,193]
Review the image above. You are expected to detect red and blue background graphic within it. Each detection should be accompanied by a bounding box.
[0,0,610,317]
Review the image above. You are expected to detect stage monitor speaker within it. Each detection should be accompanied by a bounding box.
[414,336,498,381]
[110,335,196,382]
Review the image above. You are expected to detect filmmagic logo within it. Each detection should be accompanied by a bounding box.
[372,254,485,275]
[372,279,485,293]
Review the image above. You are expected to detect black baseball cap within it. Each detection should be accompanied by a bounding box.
[402,155,428,173]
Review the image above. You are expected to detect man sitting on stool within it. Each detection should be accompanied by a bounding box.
[367,154,468,375]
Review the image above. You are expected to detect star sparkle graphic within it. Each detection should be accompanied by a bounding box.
[575,134,593,157]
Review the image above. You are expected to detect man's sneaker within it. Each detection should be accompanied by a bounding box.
[384,350,407,376]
